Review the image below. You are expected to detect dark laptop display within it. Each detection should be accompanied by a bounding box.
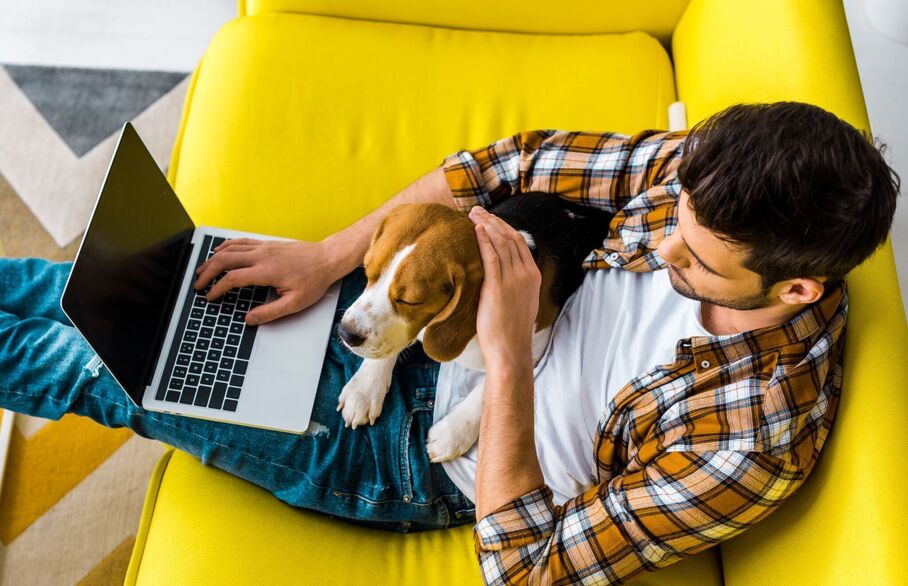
[61,123,194,404]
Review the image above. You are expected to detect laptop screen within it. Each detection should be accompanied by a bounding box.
[62,122,194,403]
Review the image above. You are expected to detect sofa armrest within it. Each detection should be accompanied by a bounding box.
[673,2,908,585]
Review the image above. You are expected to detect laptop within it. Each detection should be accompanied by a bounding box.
[60,122,341,434]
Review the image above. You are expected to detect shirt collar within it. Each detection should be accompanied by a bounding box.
[675,280,848,369]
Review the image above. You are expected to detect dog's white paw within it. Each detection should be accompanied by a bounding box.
[336,374,387,429]
[426,410,480,463]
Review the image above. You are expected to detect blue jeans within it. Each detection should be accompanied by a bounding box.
[0,258,475,532]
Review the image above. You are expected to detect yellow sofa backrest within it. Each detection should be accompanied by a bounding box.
[238,0,691,45]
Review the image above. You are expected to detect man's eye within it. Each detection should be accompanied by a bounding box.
[693,258,711,274]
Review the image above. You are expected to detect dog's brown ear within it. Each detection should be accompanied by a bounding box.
[421,262,482,362]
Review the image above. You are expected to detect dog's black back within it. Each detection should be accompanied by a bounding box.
[488,192,614,308]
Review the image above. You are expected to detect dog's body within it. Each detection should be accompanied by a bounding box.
[336,193,612,462]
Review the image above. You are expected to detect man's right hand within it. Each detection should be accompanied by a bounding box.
[193,238,343,326]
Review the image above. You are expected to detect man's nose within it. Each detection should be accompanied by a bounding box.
[657,232,688,268]
[337,323,366,347]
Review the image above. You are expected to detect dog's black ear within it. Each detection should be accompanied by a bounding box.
[421,262,482,362]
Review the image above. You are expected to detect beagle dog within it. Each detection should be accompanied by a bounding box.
[336,193,612,462]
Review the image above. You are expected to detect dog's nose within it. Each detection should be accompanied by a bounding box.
[337,323,366,347]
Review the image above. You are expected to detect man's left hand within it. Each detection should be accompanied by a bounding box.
[467,205,541,373]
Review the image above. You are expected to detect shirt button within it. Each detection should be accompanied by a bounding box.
[427,400,434,408]
[403,495,411,503]
[700,360,711,369]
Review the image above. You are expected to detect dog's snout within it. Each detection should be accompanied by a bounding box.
[337,323,366,347]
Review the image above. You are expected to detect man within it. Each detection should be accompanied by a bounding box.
[0,101,899,584]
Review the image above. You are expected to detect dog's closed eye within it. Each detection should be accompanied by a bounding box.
[395,298,422,306]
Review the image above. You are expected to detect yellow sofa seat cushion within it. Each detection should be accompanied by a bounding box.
[169,12,677,241]
[127,448,723,585]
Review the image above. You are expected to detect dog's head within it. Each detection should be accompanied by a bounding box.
[338,203,483,362]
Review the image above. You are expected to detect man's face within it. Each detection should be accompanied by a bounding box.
[656,189,776,311]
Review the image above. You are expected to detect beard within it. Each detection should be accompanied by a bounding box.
[666,265,775,311]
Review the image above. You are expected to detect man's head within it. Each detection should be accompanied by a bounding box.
[657,101,900,311]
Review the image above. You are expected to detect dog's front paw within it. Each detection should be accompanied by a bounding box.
[426,410,480,463]
[336,375,387,429]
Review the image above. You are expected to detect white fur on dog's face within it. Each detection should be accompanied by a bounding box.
[339,243,416,358]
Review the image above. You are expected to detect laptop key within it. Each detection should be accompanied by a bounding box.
[193,350,206,362]
[186,374,200,386]
[179,387,197,404]
[204,361,218,374]
[220,357,234,371]
[166,391,181,402]
[233,360,248,375]
[229,323,243,335]
[202,373,215,385]
[173,366,187,378]
[196,339,210,350]
[217,314,231,326]
[187,319,201,330]
[215,326,228,338]
[189,362,203,374]
[193,297,206,307]
[227,334,240,346]
[223,345,237,358]
[230,374,244,387]
[176,354,191,366]
[194,386,212,407]
[207,349,222,362]
[226,386,241,399]
[191,308,204,319]
[206,305,219,315]
[236,300,250,312]
[210,383,227,409]
[222,399,238,412]
[233,311,246,323]
[216,369,230,382]
[203,316,217,327]
[181,342,194,354]
[212,338,225,350]
[224,292,238,304]
[253,288,268,303]
[169,378,184,390]
[200,327,214,338]
[238,327,256,360]
[184,331,197,343]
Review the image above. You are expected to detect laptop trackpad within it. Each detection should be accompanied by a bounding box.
[250,319,302,373]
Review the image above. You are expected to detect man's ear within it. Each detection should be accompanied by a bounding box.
[421,262,482,362]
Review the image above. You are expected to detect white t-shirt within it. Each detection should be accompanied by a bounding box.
[432,267,712,505]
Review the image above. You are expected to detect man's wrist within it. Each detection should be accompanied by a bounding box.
[318,232,362,280]
[485,350,534,387]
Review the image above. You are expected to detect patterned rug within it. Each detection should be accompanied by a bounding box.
[0,63,189,584]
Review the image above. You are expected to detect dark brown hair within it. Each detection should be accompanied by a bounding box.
[676,102,901,290]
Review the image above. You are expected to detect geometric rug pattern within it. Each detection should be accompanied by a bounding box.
[0,63,189,584]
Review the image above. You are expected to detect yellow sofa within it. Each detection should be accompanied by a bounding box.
[125,1,908,584]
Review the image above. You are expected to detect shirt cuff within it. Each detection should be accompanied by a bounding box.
[441,150,495,213]
[473,484,557,552]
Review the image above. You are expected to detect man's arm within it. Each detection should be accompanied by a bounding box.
[441,129,689,216]
[195,166,457,325]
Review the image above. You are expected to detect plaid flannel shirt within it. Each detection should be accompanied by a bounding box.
[440,129,847,585]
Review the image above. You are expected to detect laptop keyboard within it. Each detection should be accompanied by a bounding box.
[156,235,269,411]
